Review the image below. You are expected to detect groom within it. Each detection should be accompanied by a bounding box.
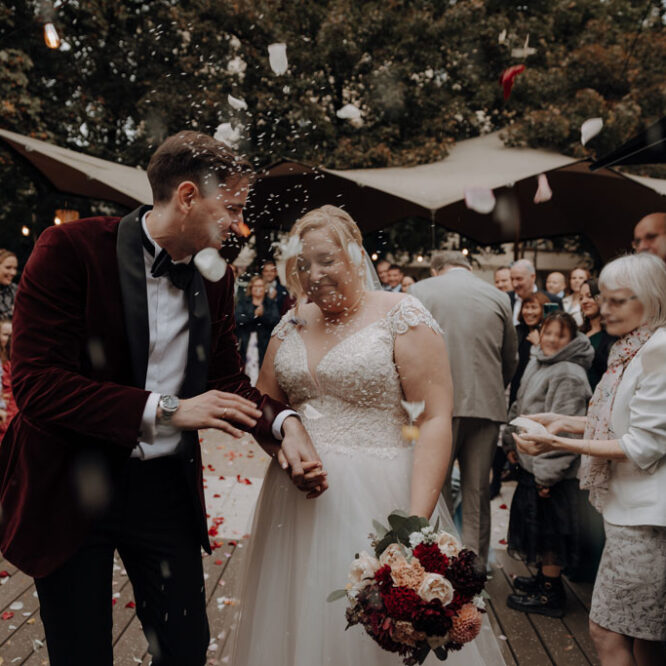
[0,131,326,665]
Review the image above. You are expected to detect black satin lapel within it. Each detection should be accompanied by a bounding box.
[117,207,151,389]
[180,271,211,399]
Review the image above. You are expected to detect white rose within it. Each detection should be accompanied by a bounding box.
[348,551,379,590]
[437,532,462,558]
[473,594,486,610]
[418,573,455,606]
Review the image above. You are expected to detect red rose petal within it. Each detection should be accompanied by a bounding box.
[218,475,225,480]
[213,493,221,498]
[125,601,136,609]
[111,598,117,606]
[499,504,508,510]
[214,559,223,565]
[0,570,10,578]
[499,538,508,545]
[228,540,238,547]
[208,526,218,537]
[2,611,14,620]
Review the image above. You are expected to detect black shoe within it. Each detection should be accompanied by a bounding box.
[513,572,542,595]
[507,576,565,618]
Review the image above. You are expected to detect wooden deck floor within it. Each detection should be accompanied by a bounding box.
[0,431,599,665]
[0,545,598,665]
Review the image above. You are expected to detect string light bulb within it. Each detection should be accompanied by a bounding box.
[43,22,61,49]
[371,253,378,261]
[21,225,30,237]
[462,248,469,256]
[416,255,424,263]
[54,216,62,225]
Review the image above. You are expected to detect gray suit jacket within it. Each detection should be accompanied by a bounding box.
[411,269,517,422]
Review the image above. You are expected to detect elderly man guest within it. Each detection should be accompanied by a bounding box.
[412,251,517,565]
[494,266,512,292]
[633,212,666,262]
[515,252,666,666]
[545,271,566,299]
[509,259,563,325]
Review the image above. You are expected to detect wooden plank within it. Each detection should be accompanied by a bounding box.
[0,584,46,664]
[497,549,598,665]
[563,576,594,612]
[484,585,518,666]
[486,561,554,664]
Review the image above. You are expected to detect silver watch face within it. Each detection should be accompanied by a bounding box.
[161,395,179,413]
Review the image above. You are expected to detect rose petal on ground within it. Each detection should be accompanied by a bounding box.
[1,611,14,620]
[227,94,247,111]
[125,601,136,609]
[336,104,362,120]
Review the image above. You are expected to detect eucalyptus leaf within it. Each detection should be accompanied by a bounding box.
[372,519,388,538]
[434,646,448,660]
[374,531,398,557]
[326,589,348,602]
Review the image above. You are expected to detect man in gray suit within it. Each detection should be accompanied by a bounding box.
[411,251,517,566]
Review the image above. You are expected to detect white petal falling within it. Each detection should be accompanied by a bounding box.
[279,235,303,260]
[401,400,426,424]
[581,117,603,146]
[268,43,288,75]
[227,94,247,111]
[336,104,362,120]
[511,34,536,59]
[464,187,496,215]
[533,173,553,204]
[498,29,507,44]
[194,248,228,282]
[214,122,242,147]
[347,242,363,266]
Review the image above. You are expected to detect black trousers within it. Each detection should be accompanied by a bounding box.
[35,457,209,666]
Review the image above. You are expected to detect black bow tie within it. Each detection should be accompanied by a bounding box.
[142,227,194,290]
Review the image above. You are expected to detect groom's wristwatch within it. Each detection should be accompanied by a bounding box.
[157,394,180,425]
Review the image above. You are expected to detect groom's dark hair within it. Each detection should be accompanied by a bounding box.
[147,131,254,203]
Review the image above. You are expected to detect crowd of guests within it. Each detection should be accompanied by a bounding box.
[0,249,18,436]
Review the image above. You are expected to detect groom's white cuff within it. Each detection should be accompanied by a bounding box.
[141,393,297,442]
[272,410,299,440]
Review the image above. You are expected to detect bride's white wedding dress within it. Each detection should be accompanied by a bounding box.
[234,296,504,665]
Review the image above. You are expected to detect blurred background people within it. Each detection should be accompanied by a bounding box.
[0,319,16,437]
[385,264,404,292]
[510,291,551,405]
[261,260,290,314]
[401,275,415,292]
[563,267,590,327]
[580,278,617,392]
[376,259,390,289]
[494,266,512,292]
[633,212,666,262]
[235,276,280,385]
[509,259,562,325]
[0,250,19,320]
[545,271,566,299]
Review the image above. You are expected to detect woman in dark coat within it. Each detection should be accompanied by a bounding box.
[235,276,280,384]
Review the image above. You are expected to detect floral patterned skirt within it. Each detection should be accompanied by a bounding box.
[590,521,666,641]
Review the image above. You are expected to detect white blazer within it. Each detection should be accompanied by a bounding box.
[604,326,666,527]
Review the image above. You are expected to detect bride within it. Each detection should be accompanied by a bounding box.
[233,205,504,665]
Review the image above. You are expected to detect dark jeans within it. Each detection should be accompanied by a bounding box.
[35,457,209,666]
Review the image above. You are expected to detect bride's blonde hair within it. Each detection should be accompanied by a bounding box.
[284,205,366,299]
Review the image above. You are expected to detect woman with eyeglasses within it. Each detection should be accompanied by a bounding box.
[579,278,617,392]
[514,253,666,666]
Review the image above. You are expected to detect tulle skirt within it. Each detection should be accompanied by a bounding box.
[232,447,505,665]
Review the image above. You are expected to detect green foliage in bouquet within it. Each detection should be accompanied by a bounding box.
[373,511,440,558]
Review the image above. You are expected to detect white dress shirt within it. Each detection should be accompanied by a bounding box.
[133,214,292,459]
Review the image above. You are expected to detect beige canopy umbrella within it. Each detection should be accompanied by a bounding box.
[3,128,664,261]
[0,128,152,208]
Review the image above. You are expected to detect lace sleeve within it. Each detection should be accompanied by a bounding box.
[271,309,297,340]
[386,295,443,337]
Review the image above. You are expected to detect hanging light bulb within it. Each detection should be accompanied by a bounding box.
[462,248,469,256]
[21,225,30,237]
[416,255,424,263]
[43,22,61,49]
[54,216,62,225]
[371,253,378,261]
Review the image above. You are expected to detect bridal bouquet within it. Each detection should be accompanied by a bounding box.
[328,512,487,665]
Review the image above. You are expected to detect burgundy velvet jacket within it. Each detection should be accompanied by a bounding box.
[0,209,285,578]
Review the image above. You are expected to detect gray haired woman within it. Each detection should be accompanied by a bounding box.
[513,253,666,666]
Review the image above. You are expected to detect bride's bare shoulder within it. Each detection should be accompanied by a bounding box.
[366,290,409,313]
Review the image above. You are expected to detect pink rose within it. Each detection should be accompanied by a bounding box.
[379,543,407,569]
[390,558,427,591]
[348,551,379,590]
[437,532,462,558]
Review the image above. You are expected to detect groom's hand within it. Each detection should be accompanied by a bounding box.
[170,390,262,437]
[279,416,329,498]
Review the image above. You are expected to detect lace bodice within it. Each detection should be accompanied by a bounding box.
[272,296,442,458]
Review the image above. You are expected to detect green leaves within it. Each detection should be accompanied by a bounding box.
[374,511,430,557]
[326,588,348,602]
